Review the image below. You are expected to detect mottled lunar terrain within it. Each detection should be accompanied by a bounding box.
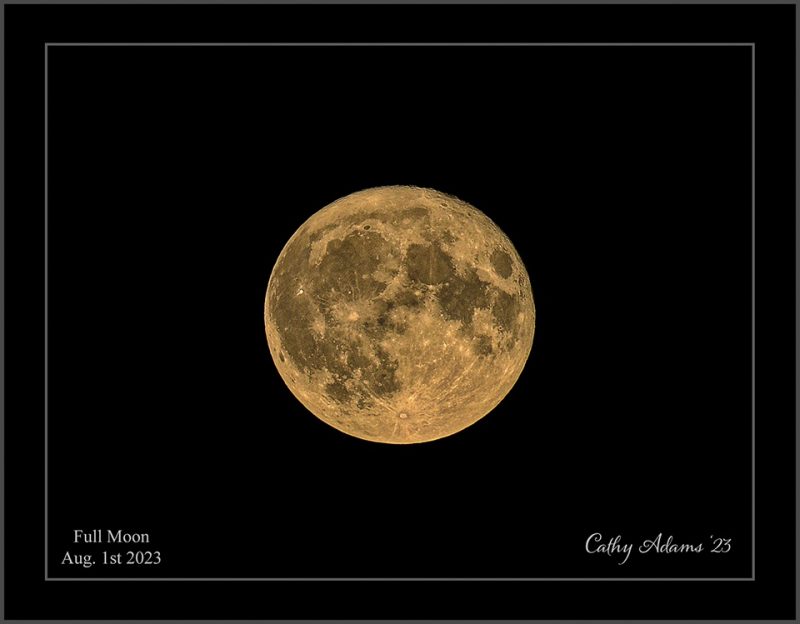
[264,186,535,444]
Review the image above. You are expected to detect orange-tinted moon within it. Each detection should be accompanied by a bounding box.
[265,186,535,444]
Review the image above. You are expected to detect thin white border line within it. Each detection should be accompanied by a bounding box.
[751,41,756,581]
[44,42,755,47]
[44,41,756,583]
[44,577,758,582]
[44,41,50,582]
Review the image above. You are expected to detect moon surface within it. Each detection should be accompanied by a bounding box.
[264,186,535,444]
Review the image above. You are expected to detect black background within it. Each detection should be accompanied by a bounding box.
[5,3,795,620]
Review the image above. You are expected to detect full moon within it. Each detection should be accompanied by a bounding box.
[264,186,535,444]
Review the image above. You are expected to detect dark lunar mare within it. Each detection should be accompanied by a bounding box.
[403,237,522,342]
